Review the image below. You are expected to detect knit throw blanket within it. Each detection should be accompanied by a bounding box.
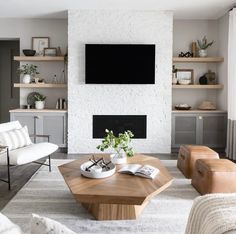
[185,193,236,234]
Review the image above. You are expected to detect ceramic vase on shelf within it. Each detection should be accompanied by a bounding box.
[35,101,45,110]
[198,49,207,57]
[110,152,127,165]
[22,74,31,84]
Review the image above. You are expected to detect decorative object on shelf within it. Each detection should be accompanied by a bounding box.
[198,101,216,110]
[34,93,46,110]
[32,37,49,56]
[205,70,216,85]
[199,75,208,85]
[175,104,191,110]
[27,92,40,108]
[23,49,36,56]
[17,64,39,84]
[80,155,116,179]
[97,129,135,165]
[172,65,178,84]
[176,69,194,84]
[197,36,214,57]
[44,48,57,56]
[57,47,62,56]
[52,74,58,84]
[56,98,67,110]
[178,52,193,57]
[191,42,197,57]
[59,70,66,84]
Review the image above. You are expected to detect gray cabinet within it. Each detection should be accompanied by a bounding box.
[172,112,227,151]
[10,111,67,147]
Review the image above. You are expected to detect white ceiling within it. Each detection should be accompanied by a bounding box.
[0,0,235,19]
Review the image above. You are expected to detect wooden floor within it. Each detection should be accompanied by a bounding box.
[0,153,177,210]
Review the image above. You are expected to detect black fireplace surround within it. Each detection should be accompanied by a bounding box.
[93,115,147,139]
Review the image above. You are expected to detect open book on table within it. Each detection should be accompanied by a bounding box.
[118,164,159,179]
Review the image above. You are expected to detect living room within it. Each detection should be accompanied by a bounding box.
[0,0,236,233]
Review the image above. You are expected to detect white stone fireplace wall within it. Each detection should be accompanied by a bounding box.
[68,10,173,154]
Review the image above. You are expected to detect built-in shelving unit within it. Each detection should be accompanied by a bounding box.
[14,83,67,88]
[172,84,224,89]
[173,57,224,63]
[14,56,65,61]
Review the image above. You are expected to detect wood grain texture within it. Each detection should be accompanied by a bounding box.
[172,84,223,89]
[14,83,67,88]
[14,56,64,61]
[59,154,173,220]
[173,57,224,63]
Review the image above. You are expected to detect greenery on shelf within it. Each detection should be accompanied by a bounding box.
[97,129,135,157]
[34,93,46,101]
[17,64,39,76]
[197,36,214,50]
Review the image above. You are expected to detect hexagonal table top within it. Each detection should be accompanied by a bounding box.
[59,154,173,220]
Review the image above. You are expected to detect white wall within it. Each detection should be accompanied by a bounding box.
[217,13,229,110]
[68,10,173,154]
[173,20,223,109]
[0,19,68,108]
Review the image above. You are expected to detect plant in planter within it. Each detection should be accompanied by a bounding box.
[34,93,46,109]
[97,129,135,164]
[17,64,39,84]
[197,36,214,57]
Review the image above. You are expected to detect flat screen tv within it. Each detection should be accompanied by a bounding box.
[85,44,155,84]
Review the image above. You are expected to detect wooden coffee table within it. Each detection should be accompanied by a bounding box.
[59,154,173,220]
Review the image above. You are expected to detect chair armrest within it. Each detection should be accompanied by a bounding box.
[30,134,50,142]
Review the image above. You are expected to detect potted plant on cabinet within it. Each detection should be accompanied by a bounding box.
[17,64,39,84]
[34,93,46,109]
[197,36,214,57]
[97,129,135,164]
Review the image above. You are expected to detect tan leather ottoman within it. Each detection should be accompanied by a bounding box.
[177,145,219,178]
[191,159,236,195]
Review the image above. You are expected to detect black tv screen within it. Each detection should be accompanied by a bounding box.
[85,44,155,84]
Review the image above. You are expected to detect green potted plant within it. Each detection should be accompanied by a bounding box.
[34,93,46,109]
[17,64,39,84]
[97,129,135,164]
[197,36,214,57]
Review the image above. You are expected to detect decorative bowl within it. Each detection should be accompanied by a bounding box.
[178,79,191,85]
[23,49,36,56]
[175,104,191,110]
[80,161,116,179]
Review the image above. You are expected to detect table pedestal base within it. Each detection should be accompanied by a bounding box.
[81,201,148,220]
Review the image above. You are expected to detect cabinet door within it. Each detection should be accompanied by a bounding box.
[172,114,197,148]
[201,114,227,148]
[41,114,67,147]
[10,113,35,135]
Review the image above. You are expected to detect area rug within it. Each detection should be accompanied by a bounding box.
[1,159,199,234]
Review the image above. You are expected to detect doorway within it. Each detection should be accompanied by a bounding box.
[0,40,20,123]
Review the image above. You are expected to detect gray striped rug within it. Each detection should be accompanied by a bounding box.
[1,160,199,234]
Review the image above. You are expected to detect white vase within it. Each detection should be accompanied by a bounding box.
[110,152,127,165]
[35,101,45,110]
[22,74,31,84]
[198,49,207,57]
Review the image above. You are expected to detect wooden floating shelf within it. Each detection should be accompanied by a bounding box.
[14,56,65,61]
[173,57,224,63]
[172,110,227,113]
[14,83,67,88]
[172,84,224,89]
[10,109,67,113]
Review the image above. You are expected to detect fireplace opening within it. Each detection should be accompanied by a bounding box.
[93,115,147,139]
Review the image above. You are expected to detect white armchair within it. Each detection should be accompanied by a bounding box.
[0,121,58,190]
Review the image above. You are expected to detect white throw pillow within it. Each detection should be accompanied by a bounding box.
[0,126,32,151]
[0,213,23,234]
[31,214,77,234]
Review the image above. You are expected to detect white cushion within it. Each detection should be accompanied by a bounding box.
[0,126,32,151]
[0,142,58,165]
[0,213,22,234]
[31,214,76,234]
[0,121,22,133]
